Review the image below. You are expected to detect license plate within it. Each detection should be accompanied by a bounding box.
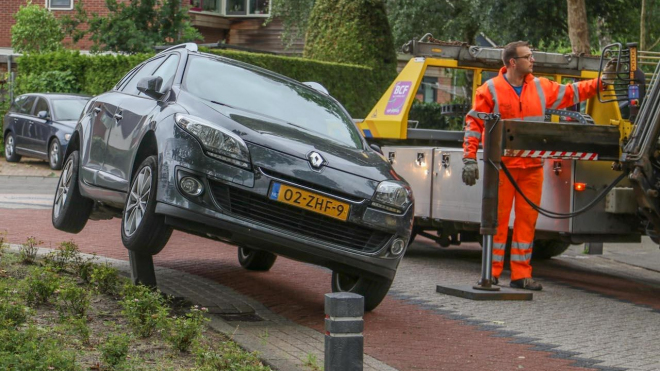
[269,182,350,221]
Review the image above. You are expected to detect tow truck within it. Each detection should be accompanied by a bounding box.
[357,35,660,259]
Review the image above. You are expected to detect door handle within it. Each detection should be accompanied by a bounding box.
[93,107,101,114]
[114,113,123,121]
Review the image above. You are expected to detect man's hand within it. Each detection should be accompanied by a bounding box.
[602,58,618,87]
[462,158,479,186]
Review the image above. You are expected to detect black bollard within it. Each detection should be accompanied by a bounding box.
[324,292,364,371]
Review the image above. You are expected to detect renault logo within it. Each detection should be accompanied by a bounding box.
[308,151,326,170]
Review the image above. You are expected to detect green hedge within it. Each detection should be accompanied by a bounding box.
[13,48,383,117]
[408,101,466,131]
[1,49,386,152]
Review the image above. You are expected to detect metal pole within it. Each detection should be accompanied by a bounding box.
[474,114,502,291]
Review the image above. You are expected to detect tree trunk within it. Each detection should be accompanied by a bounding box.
[640,0,646,50]
[567,0,590,54]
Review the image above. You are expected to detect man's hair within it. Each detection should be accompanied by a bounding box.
[502,41,530,67]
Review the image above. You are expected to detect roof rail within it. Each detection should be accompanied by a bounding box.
[156,43,199,53]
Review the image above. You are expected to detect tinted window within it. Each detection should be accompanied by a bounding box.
[34,98,49,117]
[17,96,36,115]
[121,56,166,95]
[9,96,28,113]
[152,55,180,93]
[183,56,363,149]
[52,99,88,121]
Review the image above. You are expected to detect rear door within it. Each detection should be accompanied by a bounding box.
[10,95,36,150]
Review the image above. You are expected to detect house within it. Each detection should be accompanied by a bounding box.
[0,0,303,57]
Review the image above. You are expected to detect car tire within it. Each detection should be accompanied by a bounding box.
[532,239,570,260]
[237,246,277,271]
[48,138,63,170]
[52,151,93,233]
[331,271,393,311]
[121,155,173,255]
[4,132,21,162]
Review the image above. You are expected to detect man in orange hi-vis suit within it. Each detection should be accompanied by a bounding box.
[462,41,613,291]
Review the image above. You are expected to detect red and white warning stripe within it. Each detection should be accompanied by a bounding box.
[503,150,599,160]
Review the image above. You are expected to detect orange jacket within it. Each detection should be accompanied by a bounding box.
[463,67,602,168]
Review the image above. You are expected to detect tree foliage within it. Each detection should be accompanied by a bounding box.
[60,0,202,54]
[11,1,64,54]
[267,0,315,48]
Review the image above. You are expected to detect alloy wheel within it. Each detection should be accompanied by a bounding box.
[53,158,73,218]
[5,136,14,158]
[49,141,59,168]
[124,166,152,237]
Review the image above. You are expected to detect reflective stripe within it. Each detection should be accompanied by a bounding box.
[493,243,506,251]
[511,242,533,250]
[492,254,505,262]
[464,130,481,139]
[551,85,567,109]
[533,78,546,116]
[510,252,533,262]
[486,80,500,115]
[572,82,580,104]
[466,109,481,119]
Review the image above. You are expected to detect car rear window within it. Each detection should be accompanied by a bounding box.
[183,55,363,149]
[51,99,88,121]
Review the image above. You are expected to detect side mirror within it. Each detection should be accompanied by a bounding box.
[370,143,383,155]
[137,76,165,99]
[37,110,49,119]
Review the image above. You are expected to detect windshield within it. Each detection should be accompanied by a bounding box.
[183,55,363,149]
[51,99,88,121]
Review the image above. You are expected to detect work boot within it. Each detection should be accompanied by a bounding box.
[510,278,542,291]
[492,277,499,285]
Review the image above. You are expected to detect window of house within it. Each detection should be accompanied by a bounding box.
[226,0,246,15]
[190,0,219,12]
[48,0,73,10]
[249,0,269,14]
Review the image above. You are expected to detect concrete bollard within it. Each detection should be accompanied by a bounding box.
[324,292,364,371]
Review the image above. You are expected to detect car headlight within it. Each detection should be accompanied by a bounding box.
[371,181,413,213]
[175,113,251,169]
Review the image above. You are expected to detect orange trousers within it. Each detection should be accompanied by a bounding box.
[492,166,544,281]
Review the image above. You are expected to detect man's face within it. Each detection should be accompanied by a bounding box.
[511,46,534,75]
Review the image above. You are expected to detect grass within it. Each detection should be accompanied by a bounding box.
[0,239,273,371]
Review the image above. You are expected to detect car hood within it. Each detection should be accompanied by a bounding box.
[181,93,395,182]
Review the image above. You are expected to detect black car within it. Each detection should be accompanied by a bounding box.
[4,93,90,169]
[51,44,413,310]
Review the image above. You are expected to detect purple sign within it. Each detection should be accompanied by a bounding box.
[385,81,413,115]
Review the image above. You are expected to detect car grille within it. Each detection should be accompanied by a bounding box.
[209,181,392,253]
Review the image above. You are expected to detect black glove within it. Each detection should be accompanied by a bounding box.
[462,158,479,186]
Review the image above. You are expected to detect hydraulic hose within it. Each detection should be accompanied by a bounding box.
[500,161,628,219]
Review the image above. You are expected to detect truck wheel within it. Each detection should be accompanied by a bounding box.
[121,155,172,255]
[52,151,93,233]
[331,271,392,311]
[237,246,277,271]
[532,239,570,260]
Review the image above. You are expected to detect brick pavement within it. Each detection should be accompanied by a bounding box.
[2,158,660,370]
[3,208,650,371]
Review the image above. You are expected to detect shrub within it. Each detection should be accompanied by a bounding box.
[19,236,41,264]
[408,101,466,131]
[25,268,60,306]
[11,0,64,54]
[44,240,82,272]
[163,305,209,352]
[0,326,79,370]
[195,341,271,371]
[55,282,91,319]
[0,282,31,328]
[100,333,131,367]
[90,263,121,295]
[120,284,169,337]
